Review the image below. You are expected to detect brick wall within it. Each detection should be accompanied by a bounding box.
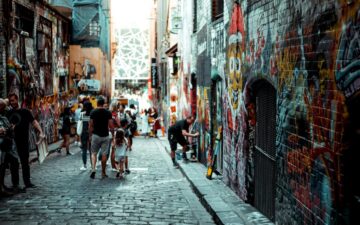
[219,0,359,224]
[4,0,71,146]
[0,0,6,98]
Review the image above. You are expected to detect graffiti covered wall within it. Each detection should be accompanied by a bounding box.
[219,0,359,224]
[4,0,70,147]
[0,4,6,98]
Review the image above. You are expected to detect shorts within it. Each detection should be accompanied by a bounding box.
[60,127,71,135]
[115,156,125,163]
[91,134,110,156]
[168,132,187,151]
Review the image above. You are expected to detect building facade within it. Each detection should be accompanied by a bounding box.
[0,0,72,148]
[156,0,360,224]
[70,0,111,98]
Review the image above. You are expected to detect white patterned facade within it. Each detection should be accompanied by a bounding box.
[113,28,150,80]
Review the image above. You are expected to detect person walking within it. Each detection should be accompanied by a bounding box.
[120,117,131,174]
[141,109,150,138]
[168,115,199,167]
[74,103,83,146]
[57,107,72,155]
[125,109,135,151]
[113,129,128,179]
[7,93,44,188]
[89,97,112,179]
[79,102,93,170]
[109,102,120,170]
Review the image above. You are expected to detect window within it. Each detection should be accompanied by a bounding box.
[37,16,53,96]
[212,0,224,21]
[59,76,68,93]
[89,20,100,37]
[15,4,34,36]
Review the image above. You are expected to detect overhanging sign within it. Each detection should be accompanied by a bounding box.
[151,58,157,88]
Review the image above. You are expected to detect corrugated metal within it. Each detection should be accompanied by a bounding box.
[254,82,276,221]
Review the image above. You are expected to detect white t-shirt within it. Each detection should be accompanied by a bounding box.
[114,139,128,161]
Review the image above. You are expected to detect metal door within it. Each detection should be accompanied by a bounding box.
[215,82,223,173]
[254,82,276,221]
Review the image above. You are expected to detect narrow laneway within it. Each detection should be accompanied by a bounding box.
[0,137,215,225]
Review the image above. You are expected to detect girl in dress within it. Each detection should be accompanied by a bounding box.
[113,129,128,179]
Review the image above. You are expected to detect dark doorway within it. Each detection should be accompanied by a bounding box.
[254,80,276,221]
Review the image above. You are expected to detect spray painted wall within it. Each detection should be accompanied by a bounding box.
[4,0,71,147]
[217,0,359,224]
[0,10,6,98]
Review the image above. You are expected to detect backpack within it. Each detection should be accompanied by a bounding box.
[129,121,137,134]
[111,112,120,128]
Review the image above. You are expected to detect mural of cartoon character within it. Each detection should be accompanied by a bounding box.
[226,1,245,111]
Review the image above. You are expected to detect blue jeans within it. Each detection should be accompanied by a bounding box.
[81,132,90,166]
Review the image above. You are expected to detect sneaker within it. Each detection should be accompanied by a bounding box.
[116,172,120,178]
[0,189,14,197]
[111,168,118,172]
[80,166,87,171]
[182,155,189,162]
[2,185,12,192]
[66,151,73,156]
[56,148,62,153]
[12,186,26,193]
[90,171,96,179]
[125,169,130,174]
[25,183,37,188]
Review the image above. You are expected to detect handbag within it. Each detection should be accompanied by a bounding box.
[76,113,83,135]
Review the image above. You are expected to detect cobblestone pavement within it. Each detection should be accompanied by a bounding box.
[0,137,215,225]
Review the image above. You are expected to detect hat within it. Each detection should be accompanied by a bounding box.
[228,3,245,46]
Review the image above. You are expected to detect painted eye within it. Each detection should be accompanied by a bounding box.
[230,57,235,72]
[236,58,241,72]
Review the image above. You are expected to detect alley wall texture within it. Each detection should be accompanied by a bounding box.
[1,0,72,148]
[206,0,359,224]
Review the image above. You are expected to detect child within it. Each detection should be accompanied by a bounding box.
[113,129,128,179]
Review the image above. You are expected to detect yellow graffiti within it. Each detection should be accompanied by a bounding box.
[227,42,243,110]
[277,48,296,91]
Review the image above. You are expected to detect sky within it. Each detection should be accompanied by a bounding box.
[111,0,153,29]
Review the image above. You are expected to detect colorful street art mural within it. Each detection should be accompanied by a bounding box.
[4,2,71,147]
[217,0,360,224]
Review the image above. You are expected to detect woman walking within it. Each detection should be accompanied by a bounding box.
[57,107,72,155]
[141,109,150,138]
[108,102,120,170]
[79,102,93,170]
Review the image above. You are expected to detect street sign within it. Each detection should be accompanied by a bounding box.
[151,58,158,88]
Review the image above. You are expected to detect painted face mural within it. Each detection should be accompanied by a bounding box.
[336,7,360,99]
[227,2,245,110]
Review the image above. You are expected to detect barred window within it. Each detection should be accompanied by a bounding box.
[212,0,224,21]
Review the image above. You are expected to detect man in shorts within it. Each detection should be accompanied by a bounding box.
[168,115,199,167]
[89,97,112,179]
